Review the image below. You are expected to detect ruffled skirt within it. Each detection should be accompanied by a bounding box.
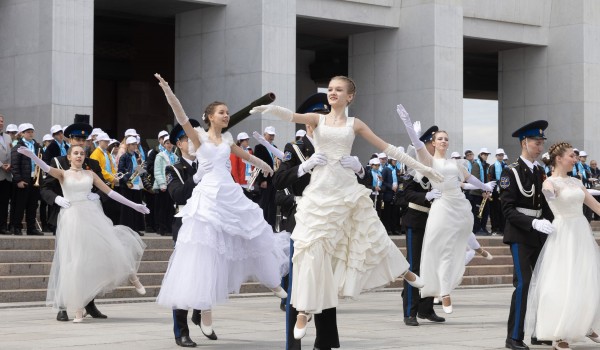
[46,200,146,310]
[156,181,290,310]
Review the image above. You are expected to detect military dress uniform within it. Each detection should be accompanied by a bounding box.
[500,121,554,350]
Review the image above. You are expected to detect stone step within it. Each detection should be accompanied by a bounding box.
[0,236,175,250]
[0,261,170,276]
[0,249,174,263]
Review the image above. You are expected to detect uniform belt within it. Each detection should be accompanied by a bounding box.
[408,202,430,213]
[516,207,542,218]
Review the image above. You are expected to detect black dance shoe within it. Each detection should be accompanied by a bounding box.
[26,229,43,236]
[56,310,69,321]
[530,337,552,346]
[85,302,107,318]
[505,338,530,350]
[313,347,332,350]
[417,312,446,323]
[403,316,419,326]
[175,335,197,347]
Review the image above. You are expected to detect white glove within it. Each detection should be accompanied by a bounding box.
[532,219,554,235]
[87,192,100,201]
[384,144,444,183]
[483,181,497,192]
[159,184,167,191]
[425,188,442,201]
[154,73,189,126]
[249,105,293,122]
[54,196,71,209]
[108,190,150,214]
[340,155,362,174]
[17,146,50,173]
[301,152,328,174]
[466,176,496,192]
[252,131,285,159]
[193,160,213,184]
[248,155,274,177]
[413,121,422,136]
[396,104,424,149]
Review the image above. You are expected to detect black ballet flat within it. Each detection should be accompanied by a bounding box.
[530,337,552,346]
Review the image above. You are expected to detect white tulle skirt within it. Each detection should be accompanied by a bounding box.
[46,199,146,310]
[156,181,290,311]
[525,214,600,342]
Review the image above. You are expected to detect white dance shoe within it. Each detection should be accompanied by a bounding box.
[73,309,84,323]
[403,271,425,288]
[271,286,288,299]
[441,295,453,314]
[587,330,600,343]
[129,276,146,295]
[293,313,312,340]
[553,340,572,349]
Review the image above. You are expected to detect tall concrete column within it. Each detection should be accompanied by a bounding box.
[349,0,463,160]
[499,0,600,159]
[0,0,93,132]
[174,0,296,146]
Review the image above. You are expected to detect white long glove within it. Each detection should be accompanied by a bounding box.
[17,147,50,173]
[340,155,363,174]
[87,192,100,201]
[248,154,274,177]
[466,176,496,192]
[299,152,327,176]
[154,73,189,126]
[193,160,213,184]
[249,105,293,122]
[252,131,285,159]
[108,190,150,214]
[413,121,422,137]
[425,188,442,201]
[396,104,424,150]
[384,144,443,183]
[532,219,554,235]
[54,196,71,209]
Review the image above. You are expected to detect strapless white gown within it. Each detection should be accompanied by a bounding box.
[526,176,600,342]
[46,170,146,310]
[156,129,290,311]
[291,116,409,314]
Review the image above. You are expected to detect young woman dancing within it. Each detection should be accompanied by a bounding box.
[250,76,444,339]
[16,145,149,323]
[525,142,600,350]
[396,105,495,313]
[153,74,289,340]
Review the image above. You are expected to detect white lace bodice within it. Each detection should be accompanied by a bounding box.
[312,115,355,162]
[544,176,585,218]
[192,127,234,183]
[430,158,467,193]
[61,169,94,202]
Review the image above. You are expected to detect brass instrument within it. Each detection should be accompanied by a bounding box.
[246,167,261,191]
[127,161,145,189]
[33,148,42,187]
[477,193,491,219]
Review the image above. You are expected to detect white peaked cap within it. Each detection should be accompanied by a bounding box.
[126,136,138,144]
[18,123,34,133]
[495,148,505,155]
[264,126,276,135]
[450,151,461,158]
[42,134,53,142]
[295,129,307,138]
[96,133,111,142]
[237,132,249,141]
[124,128,139,137]
[50,125,63,134]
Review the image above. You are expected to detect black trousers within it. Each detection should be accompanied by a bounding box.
[402,226,434,317]
[381,200,397,233]
[173,309,201,339]
[0,179,11,229]
[144,191,157,231]
[490,191,505,232]
[155,190,174,234]
[11,184,39,231]
[258,185,276,228]
[507,242,542,341]
[286,239,339,350]
[119,188,145,232]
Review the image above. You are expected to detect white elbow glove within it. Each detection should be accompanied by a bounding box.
[108,190,150,214]
[532,219,555,235]
[249,105,293,122]
[154,73,189,126]
[300,152,327,175]
[466,175,496,192]
[384,144,444,183]
[17,147,50,173]
[425,188,442,201]
[248,155,274,177]
[252,131,285,159]
[396,104,424,149]
[54,196,71,209]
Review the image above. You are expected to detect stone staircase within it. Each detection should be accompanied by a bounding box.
[1,234,599,303]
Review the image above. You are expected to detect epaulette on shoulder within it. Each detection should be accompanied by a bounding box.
[507,162,519,169]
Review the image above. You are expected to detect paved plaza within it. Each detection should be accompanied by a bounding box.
[1,286,598,350]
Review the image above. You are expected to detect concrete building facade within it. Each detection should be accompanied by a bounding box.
[0,0,599,161]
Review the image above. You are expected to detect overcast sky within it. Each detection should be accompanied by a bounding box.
[463,99,498,158]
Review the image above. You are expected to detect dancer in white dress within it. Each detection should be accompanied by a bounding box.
[396,105,495,313]
[153,74,290,340]
[250,76,445,339]
[16,145,149,323]
[525,142,600,350]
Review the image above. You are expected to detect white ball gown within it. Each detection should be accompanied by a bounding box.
[525,176,600,341]
[46,169,146,310]
[156,129,290,311]
[290,116,409,314]
[419,158,473,298]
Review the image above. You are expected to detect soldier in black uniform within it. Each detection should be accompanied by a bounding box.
[500,120,554,350]
[401,126,445,326]
[166,120,218,348]
[40,122,108,322]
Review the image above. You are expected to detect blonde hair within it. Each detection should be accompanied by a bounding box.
[330,76,356,105]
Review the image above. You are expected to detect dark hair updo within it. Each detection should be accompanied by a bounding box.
[202,101,227,129]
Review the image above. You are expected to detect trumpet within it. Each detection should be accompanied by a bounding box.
[33,148,42,187]
[127,162,146,189]
[477,193,491,219]
[246,168,261,191]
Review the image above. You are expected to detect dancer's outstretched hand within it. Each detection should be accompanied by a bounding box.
[396,104,411,122]
[16,146,35,158]
[154,73,189,126]
[133,203,150,215]
[413,121,422,136]
[250,105,293,122]
[483,181,496,192]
